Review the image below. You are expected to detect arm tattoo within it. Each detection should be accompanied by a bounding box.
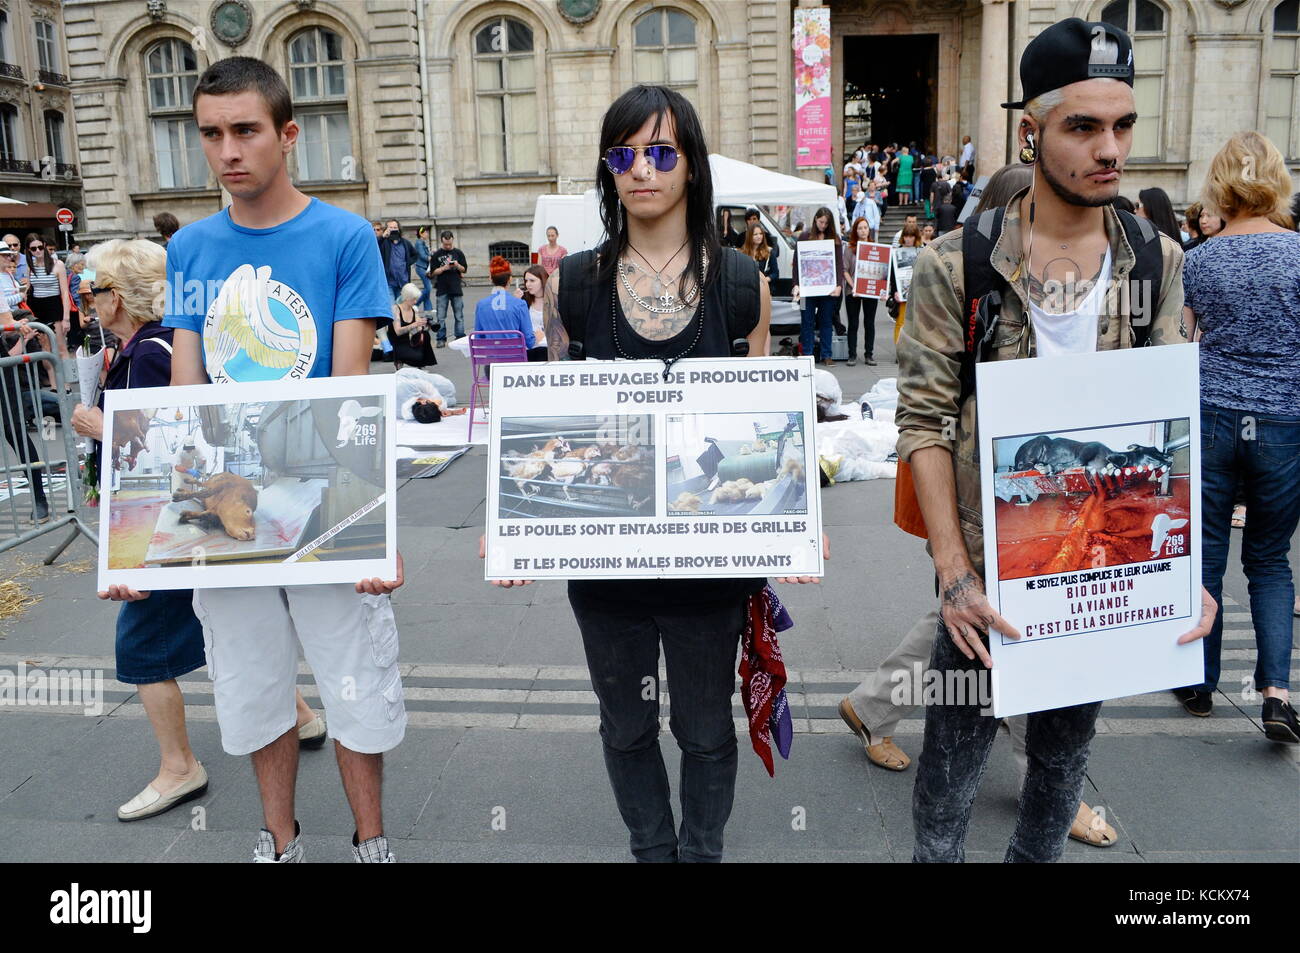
[543,276,568,362]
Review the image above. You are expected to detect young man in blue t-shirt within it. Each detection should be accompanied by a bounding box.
[162,57,405,864]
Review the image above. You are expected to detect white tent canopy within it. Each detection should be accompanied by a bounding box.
[708,154,841,229]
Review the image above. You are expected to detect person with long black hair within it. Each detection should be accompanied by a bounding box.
[23,232,69,360]
[791,207,842,366]
[1136,187,1182,243]
[498,84,821,863]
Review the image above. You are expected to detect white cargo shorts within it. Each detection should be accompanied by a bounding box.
[192,584,406,756]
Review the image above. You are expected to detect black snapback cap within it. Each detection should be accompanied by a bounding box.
[1002,17,1134,110]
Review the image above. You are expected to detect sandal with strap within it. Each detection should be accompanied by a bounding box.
[1068,801,1118,847]
[838,698,911,771]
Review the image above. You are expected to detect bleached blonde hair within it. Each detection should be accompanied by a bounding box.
[398,282,421,304]
[86,239,167,327]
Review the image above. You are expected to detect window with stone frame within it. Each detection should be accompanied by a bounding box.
[145,38,207,190]
[632,7,698,108]
[34,18,56,73]
[0,10,11,66]
[1267,0,1300,159]
[1100,0,1166,159]
[0,103,18,162]
[472,16,538,174]
[43,109,63,165]
[288,25,352,181]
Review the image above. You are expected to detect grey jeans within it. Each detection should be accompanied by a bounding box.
[912,617,1101,863]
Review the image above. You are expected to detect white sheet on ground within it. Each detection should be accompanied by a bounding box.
[816,416,899,482]
[397,408,489,447]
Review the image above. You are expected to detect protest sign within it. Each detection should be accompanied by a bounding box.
[485,357,823,581]
[891,245,919,302]
[978,345,1203,717]
[98,375,397,591]
[852,242,891,299]
[795,240,839,296]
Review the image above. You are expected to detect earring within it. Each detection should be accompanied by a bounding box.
[619,202,626,232]
[1020,132,1036,164]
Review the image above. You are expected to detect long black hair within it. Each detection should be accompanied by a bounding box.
[800,206,840,250]
[1137,188,1182,242]
[23,232,53,275]
[595,85,717,294]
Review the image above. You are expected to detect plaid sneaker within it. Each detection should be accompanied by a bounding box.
[253,821,304,863]
[352,832,395,863]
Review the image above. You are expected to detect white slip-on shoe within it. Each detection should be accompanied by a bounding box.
[117,763,209,822]
[297,715,328,749]
[253,821,304,863]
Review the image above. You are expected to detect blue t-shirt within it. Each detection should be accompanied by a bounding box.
[162,197,390,381]
[474,288,535,348]
[1184,232,1300,416]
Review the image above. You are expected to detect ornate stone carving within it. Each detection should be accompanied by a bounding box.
[146,0,167,22]
[1212,0,1247,8]
[558,0,600,26]
[210,0,253,48]
[294,0,316,9]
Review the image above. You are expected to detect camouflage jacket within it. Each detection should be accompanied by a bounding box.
[895,187,1188,576]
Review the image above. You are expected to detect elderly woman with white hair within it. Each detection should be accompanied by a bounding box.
[388,281,435,369]
[69,239,326,822]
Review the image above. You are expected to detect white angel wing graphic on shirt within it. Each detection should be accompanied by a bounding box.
[206,264,302,374]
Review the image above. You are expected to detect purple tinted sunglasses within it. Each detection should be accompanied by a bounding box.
[604,144,680,175]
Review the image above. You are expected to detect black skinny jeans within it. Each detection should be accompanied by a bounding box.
[844,295,874,360]
[571,599,745,863]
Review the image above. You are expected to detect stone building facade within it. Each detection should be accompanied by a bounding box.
[69,0,1299,270]
[0,0,82,240]
[422,0,792,268]
[66,0,426,243]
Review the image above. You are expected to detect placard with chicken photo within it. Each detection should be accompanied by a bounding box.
[666,412,808,517]
[483,356,823,581]
[497,415,655,519]
[97,375,397,592]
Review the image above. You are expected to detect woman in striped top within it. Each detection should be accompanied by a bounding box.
[23,232,70,356]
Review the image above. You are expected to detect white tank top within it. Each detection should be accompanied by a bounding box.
[1028,248,1111,358]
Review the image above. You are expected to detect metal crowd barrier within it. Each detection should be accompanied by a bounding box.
[0,320,98,563]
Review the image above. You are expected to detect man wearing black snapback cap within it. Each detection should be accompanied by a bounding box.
[893,17,1216,862]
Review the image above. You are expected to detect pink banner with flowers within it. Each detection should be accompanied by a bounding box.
[794,7,832,169]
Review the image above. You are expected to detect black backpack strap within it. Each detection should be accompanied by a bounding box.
[1114,209,1164,346]
[957,206,1008,404]
[719,247,760,357]
[557,249,600,360]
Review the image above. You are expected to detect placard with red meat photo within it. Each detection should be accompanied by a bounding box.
[976,345,1204,717]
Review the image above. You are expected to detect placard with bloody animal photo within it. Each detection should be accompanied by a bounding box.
[97,375,396,591]
[976,345,1203,717]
